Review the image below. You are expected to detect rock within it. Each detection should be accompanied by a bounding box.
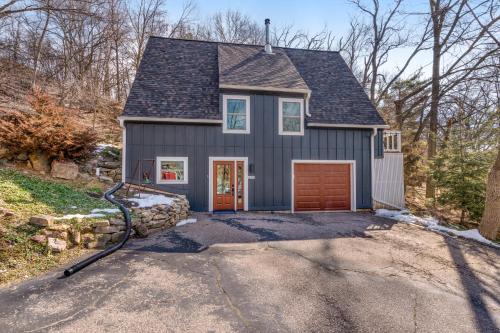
[50,160,79,180]
[85,241,106,249]
[153,214,168,221]
[30,234,47,244]
[84,233,110,249]
[94,226,120,234]
[29,215,54,227]
[93,220,110,227]
[97,160,121,169]
[95,233,112,243]
[16,152,28,161]
[146,220,165,229]
[0,207,15,217]
[109,218,125,226]
[131,217,141,226]
[111,231,125,242]
[28,151,50,173]
[134,224,148,238]
[81,233,95,243]
[70,229,81,245]
[50,231,68,241]
[98,175,113,183]
[77,173,93,181]
[47,224,70,231]
[47,238,67,253]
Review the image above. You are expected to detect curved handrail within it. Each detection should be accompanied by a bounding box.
[63,182,132,277]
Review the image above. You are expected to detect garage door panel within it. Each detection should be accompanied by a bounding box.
[294,163,351,211]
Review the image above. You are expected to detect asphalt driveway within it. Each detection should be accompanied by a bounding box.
[0,212,499,332]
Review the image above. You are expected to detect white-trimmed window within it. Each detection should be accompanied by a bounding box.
[279,98,304,135]
[223,95,250,134]
[156,157,188,184]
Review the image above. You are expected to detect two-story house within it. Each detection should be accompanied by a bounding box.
[119,22,404,213]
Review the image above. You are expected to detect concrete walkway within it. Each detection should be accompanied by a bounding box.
[0,212,498,332]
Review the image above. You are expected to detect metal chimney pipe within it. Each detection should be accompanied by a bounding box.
[264,18,272,53]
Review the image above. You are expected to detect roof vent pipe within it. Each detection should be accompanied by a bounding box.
[264,18,272,54]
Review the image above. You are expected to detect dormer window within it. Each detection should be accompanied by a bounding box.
[279,98,304,135]
[223,95,250,134]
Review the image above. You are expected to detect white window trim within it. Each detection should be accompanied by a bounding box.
[222,95,251,134]
[279,97,304,136]
[156,157,188,185]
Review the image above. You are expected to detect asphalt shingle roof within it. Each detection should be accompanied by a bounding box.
[218,44,309,91]
[122,37,385,126]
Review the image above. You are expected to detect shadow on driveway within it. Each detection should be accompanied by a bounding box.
[128,211,394,254]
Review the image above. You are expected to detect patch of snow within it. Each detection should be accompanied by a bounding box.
[91,208,120,214]
[55,208,119,220]
[69,205,78,209]
[176,218,197,227]
[125,193,175,208]
[375,209,499,248]
[55,213,105,220]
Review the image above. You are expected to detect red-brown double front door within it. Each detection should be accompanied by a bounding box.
[213,160,244,211]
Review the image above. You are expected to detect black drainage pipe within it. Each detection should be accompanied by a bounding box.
[63,182,131,277]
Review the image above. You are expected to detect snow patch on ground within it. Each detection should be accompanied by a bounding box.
[125,193,175,208]
[91,208,120,214]
[376,209,499,248]
[55,208,120,220]
[55,213,106,220]
[176,218,197,227]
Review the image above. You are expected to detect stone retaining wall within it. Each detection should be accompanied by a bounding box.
[29,195,190,252]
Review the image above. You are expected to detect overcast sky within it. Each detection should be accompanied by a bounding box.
[166,0,434,77]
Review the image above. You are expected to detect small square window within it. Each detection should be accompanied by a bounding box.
[156,157,188,184]
[279,98,304,135]
[223,95,250,134]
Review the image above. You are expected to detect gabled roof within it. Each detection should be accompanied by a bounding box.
[122,37,386,126]
[218,44,309,92]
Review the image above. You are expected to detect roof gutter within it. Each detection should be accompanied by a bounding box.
[219,84,312,117]
[220,84,311,95]
[118,116,223,126]
[307,123,389,133]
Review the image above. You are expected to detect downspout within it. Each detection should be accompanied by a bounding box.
[370,128,376,209]
[120,119,126,183]
[63,182,131,276]
[305,92,311,117]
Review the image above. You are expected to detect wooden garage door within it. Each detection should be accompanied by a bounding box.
[294,163,351,211]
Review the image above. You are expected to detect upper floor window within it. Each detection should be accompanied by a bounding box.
[383,131,401,153]
[279,98,304,135]
[223,95,250,134]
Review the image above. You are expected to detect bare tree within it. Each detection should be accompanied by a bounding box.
[198,9,263,44]
[127,0,167,71]
[425,0,500,199]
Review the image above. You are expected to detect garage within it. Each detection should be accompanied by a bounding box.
[293,162,353,212]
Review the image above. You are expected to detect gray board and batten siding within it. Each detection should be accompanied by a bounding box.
[125,93,384,212]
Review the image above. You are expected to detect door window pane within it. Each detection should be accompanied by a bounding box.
[217,165,231,194]
[237,164,243,205]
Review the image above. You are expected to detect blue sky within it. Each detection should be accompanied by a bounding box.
[167,0,433,76]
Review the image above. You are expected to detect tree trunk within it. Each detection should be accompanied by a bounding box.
[426,2,442,199]
[32,9,51,88]
[479,148,500,240]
